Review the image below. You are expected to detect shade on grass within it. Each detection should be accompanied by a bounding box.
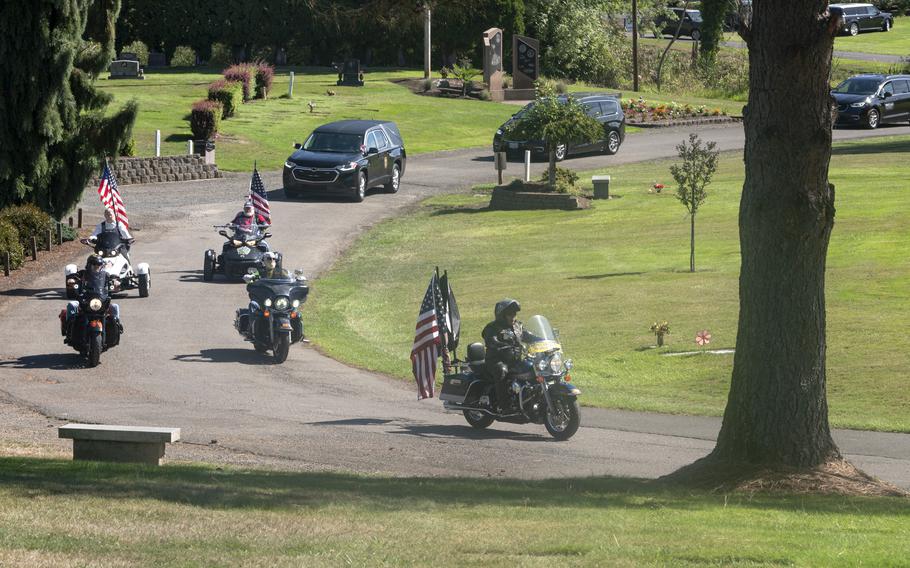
[306,135,910,432]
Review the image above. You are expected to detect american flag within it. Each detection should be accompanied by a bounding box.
[96,164,129,228]
[249,166,270,223]
[411,274,442,399]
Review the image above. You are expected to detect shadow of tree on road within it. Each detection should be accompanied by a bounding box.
[0,353,79,370]
[0,288,65,300]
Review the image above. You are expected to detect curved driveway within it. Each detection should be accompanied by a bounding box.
[1,123,908,487]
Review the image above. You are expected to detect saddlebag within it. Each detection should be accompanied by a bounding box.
[440,372,478,404]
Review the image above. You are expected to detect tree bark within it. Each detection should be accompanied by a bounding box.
[548,149,556,188]
[711,0,841,467]
[690,211,695,273]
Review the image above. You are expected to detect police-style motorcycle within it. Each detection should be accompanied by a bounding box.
[439,315,582,440]
[234,269,309,363]
[65,232,150,299]
[59,258,123,367]
[203,224,280,281]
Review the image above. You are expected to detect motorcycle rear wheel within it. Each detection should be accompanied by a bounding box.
[273,333,290,364]
[87,334,102,368]
[463,409,495,429]
[545,398,580,441]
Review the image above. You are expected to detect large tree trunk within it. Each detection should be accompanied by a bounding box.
[712,0,841,467]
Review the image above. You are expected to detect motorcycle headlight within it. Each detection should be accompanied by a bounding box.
[232,239,243,246]
[285,161,295,169]
[565,359,574,371]
[245,240,257,246]
[107,250,116,257]
[536,358,548,371]
[337,161,358,172]
[274,297,289,311]
[292,299,300,308]
[264,298,272,307]
[88,298,103,312]
[549,352,564,373]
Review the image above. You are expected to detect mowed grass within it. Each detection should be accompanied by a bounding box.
[97,68,517,171]
[0,457,907,567]
[305,135,910,432]
[835,16,910,55]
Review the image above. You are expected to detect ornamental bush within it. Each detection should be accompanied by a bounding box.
[539,167,579,193]
[0,203,55,250]
[224,64,255,101]
[170,45,196,67]
[254,61,275,99]
[120,40,149,66]
[207,79,242,118]
[0,219,24,270]
[190,100,222,140]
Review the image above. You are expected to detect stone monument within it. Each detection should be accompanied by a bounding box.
[483,27,504,101]
[109,60,144,80]
[505,34,539,100]
[147,52,166,67]
[336,59,365,87]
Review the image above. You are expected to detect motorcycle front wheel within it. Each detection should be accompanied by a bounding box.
[545,398,580,441]
[463,409,495,429]
[273,333,290,364]
[87,334,102,368]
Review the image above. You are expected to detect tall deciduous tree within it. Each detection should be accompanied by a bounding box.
[0,0,137,216]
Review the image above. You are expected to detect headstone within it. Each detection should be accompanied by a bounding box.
[483,28,504,101]
[336,59,364,87]
[276,48,287,65]
[147,52,166,67]
[109,60,144,80]
[512,35,539,90]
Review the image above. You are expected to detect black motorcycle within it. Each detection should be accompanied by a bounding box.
[203,224,280,281]
[440,315,581,440]
[234,270,309,363]
[60,267,122,367]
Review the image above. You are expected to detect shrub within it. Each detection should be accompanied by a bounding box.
[254,61,275,99]
[121,40,149,66]
[170,45,196,67]
[555,80,569,94]
[539,167,579,193]
[502,73,512,89]
[478,89,491,101]
[189,100,222,140]
[224,63,255,101]
[0,203,55,250]
[61,224,77,242]
[209,43,232,67]
[422,78,433,92]
[207,79,242,118]
[119,137,135,157]
[0,219,24,270]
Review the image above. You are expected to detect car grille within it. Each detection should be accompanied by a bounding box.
[291,167,339,184]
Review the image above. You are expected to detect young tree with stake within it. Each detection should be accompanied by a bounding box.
[670,134,718,273]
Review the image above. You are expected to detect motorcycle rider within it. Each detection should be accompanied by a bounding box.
[63,254,122,334]
[259,252,288,279]
[229,200,271,251]
[482,298,536,413]
[91,208,133,262]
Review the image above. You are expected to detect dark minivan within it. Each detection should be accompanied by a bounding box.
[832,74,910,129]
[283,120,406,202]
[492,93,626,161]
[829,4,893,36]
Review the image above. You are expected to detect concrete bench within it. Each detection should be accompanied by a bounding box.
[59,424,180,466]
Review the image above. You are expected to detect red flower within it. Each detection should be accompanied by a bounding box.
[696,330,712,346]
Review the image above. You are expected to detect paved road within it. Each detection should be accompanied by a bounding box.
[1,123,908,487]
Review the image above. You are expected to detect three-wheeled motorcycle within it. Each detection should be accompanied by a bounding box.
[203,224,281,281]
[65,232,150,299]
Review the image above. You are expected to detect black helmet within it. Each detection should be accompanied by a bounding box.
[494,298,520,321]
[86,255,105,269]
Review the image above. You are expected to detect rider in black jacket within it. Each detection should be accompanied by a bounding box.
[481,298,528,413]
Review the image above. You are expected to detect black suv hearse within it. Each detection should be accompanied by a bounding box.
[283,120,406,202]
[832,74,910,129]
[492,93,626,161]
[829,4,894,36]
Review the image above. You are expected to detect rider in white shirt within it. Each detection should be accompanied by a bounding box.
[91,208,133,262]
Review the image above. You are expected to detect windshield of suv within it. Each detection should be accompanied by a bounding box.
[303,132,363,153]
[833,77,881,95]
[686,9,702,21]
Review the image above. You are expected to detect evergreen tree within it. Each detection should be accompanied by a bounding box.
[0,0,137,217]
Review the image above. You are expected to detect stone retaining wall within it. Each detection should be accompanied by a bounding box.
[489,186,589,210]
[88,155,221,187]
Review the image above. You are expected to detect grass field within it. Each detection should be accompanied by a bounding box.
[0,457,906,566]
[835,16,910,56]
[304,135,910,433]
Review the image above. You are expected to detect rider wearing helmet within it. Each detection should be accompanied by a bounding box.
[65,255,122,330]
[481,298,529,413]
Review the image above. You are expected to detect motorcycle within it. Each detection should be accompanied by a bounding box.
[234,268,309,363]
[65,233,150,299]
[59,266,122,367]
[439,315,582,440]
[203,224,281,281]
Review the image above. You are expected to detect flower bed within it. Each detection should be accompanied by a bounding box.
[622,98,736,126]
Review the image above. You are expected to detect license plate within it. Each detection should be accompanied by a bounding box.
[508,142,519,150]
[280,322,292,330]
[237,246,251,256]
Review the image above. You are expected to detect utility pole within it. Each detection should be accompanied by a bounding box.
[423,3,432,79]
[632,0,639,92]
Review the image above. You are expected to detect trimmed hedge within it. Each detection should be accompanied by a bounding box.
[190,100,222,140]
[0,219,24,270]
[224,64,254,101]
[254,61,275,99]
[207,79,242,118]
[171,45,197,67]
[0,203,54,250]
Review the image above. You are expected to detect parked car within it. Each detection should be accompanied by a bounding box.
[283,120,406,202]
[654,8,703,41]
[832,74,910,129]
[829,3,894,36]
[492,93,626,161]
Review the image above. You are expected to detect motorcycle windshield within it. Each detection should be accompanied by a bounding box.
[82,269,108,297]
[524,315,561,354]
[95,230,122,253]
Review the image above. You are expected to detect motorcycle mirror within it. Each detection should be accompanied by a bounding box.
[263,233,272,239]
[218,230,228,237]
[242,274,255,283]
[293,142,302,149]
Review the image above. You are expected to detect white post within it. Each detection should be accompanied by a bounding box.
[187,140,194,155]
[423,5,432,79]
[524,150,531,182]
[288,71,295,98]
[155,130,161,157]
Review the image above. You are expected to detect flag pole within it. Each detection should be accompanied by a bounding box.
[434,266,453,376]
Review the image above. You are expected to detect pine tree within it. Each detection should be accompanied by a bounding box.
[0,0,137,217]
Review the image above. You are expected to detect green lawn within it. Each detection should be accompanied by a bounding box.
[99,68,517,172]
[0,457,906,566]
[305,135,910,433]
[835,16,910,56]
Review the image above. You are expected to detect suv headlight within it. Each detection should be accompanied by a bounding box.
[549,352,564,373]
[496,128,503,136]
[850,100,868,108]
[338,161,358,172]
[285,161,295,169]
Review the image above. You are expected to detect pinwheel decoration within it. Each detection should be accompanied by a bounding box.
[696,330,712,346]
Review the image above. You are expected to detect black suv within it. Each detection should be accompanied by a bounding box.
[829,4,893,36]
[832,74,910,129]
[492,94,626,161]
[283,120,406,202]
[654,8,703,41]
